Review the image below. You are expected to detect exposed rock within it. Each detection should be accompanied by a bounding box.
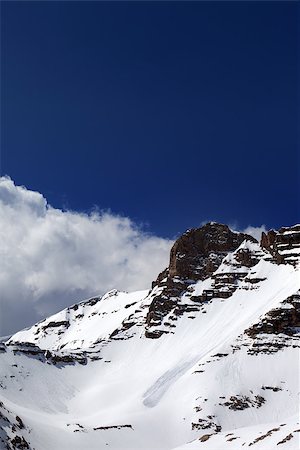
[146,223,256,336]
[249,428,280,446]
[45,350,87,365]
[42,320,70,330]
[93,424,133,431]
[261,386,282,392]
[9,435,30,449]
[235,247,260,268]
[168,223,256,281]
[277,433,294,445]
[0,343,7,353]
[221,394,265,410]
[15,416,25,429]
[192,416,221,433]
[199,434,213,442]
[261,225,300,266]
[0,401,32,450]
[246,292,300,338]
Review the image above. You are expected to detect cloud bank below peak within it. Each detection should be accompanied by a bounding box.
[0,176,173,335]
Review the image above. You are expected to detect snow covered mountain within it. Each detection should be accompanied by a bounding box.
[1,222,299,450]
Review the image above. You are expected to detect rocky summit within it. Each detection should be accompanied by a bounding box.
[1,223,300,450]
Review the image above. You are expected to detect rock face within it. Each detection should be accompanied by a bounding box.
[146,223,257,337]
[167,223,256,281]
[261,224,300,266]
[246,292,300,339]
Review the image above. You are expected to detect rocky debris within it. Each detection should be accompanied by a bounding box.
[146,223,255,336]
[192,416,221,433]
[211,353,228,358]
[7,342,46,362]
[244,277,266,284]
[221,394,265,410]
[110,315,137,340]
[261,386,282,392]
[227,436,239,441]
[249,427,280,446]
[234,247,261,268]
[42,320,70,331]
[93,424,133,431]
[199,434,213,442]
[67,423,86,433]
[9,435,30,449]
[261,225,300,266]
[82,295,103,307]
[0,342,7,353]
[124,301,138,309]
[45,350,87,365]
[277,433,294,445]
[67,423,133,433]
[15,416,25,430]
[0,402,32,450]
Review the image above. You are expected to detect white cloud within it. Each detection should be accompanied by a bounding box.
[242,225,267,242]
[0,177,173,336]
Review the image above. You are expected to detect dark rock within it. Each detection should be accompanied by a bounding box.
[249,428,280,446]
[15,416,24,429]
[277,433,294,445]
[222,394,265,410]
[144,329,168,339]
[93,424,133,431]
[235,247,260,268]
[246,292,300,340]
[168,223,256,281]
[192,416,221,433]
[261,230,277,252]
[10,435,30,449]
[42,320,70,330]
[199,434,213,442]
[261,386,282,392]
[0,343,6,353]
[146,223,255,336]
[261,225,300,266]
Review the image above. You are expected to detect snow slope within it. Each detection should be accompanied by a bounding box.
[1,223,299,450]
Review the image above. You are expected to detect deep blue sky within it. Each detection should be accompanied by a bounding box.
[1,1,298,238]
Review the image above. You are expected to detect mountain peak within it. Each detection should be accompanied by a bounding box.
[168,222,256,279]
[146,223,259,338]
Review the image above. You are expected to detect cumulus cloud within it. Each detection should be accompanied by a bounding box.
[0,177,173,336]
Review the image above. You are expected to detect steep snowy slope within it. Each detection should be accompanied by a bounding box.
[1,223,299,450]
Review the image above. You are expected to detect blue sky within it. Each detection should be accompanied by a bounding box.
[1,1,298,238]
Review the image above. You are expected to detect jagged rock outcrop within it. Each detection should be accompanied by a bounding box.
[246,292,300,339]
[168,223,256,280]
[261,224,300,265]
[145,223,256,337]
[0,401,31,450]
